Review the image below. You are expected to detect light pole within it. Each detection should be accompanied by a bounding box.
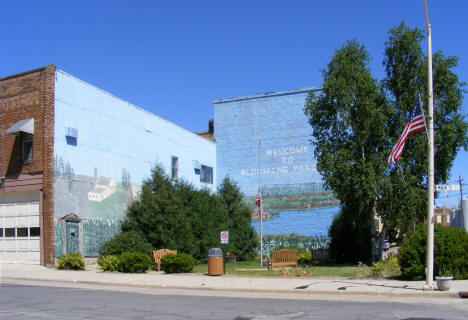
[423,0,435,291]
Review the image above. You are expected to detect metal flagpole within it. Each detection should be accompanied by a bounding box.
[423,0,435,291]
[418,94,429,141]
[259,139,263,267]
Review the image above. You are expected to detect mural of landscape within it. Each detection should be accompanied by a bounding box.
[53,156,141,256]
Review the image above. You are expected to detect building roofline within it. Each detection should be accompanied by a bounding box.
[213,86,321,104]
[55,69,216,146]
[0,65,55,81]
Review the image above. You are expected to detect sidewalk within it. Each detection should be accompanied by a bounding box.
[1,263,467,299]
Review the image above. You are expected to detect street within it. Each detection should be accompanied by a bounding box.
[0,281,467,320]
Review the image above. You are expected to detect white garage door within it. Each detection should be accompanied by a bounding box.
[0,191,40,264]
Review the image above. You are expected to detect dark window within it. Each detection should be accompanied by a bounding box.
[17,227,28,237]
[171,156,178,181]
[66,136,78,146]
[5,228,15,237]
[22,133,33,161]
[0,228,3,237]
[200,165,213,184]
[30,227,40,237]
[66,127,78,146]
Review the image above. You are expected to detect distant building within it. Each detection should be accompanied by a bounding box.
[0,66,216,265]
[434,208,451,227]
[450,199,468,232]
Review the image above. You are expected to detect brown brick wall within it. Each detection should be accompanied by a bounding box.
[0,65,56,266]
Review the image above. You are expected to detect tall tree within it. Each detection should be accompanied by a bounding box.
[122,165,257,261]
[218,177,257,260]
[305,23,467,263]
[378,22,468,239]
[304,40,388,263]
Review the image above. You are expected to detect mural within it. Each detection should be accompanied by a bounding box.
[53,156,140,256]
[214,88,339,236]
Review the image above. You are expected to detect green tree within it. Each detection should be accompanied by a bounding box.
[378,22,467,240]
[304,40,388,263]
[305,22,467,263]
[218,177,257,260]
[121,165,257,261]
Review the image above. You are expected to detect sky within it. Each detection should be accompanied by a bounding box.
[1,0,467,205]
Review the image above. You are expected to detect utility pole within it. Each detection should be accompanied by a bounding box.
[423,0,435,291]
[459,176,464,206]
[459,176,464,222]
[259,139,263,267]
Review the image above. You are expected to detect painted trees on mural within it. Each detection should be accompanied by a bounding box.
[304,22,467,263]
[122,166,257,261]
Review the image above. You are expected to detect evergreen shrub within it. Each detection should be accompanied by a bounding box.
[57,252,85,270]
[99,231,152,257]
[98,255,120,272]
[160,253,197,273]
[297,250,313,266]
[118,252,151,273]
[122,167,257,261]
[399,224,468,280]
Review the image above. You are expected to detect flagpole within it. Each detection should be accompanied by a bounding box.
[418,94,429,141]
[259,139,263,267]
[423,0,435,291]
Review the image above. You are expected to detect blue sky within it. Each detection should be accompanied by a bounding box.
[1,1,466,205]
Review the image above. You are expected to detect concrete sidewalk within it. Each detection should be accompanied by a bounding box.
[1,263,467,299]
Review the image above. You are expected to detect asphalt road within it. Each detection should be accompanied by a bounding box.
[0,281,467,320]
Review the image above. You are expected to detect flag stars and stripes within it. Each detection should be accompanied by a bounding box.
[388,101,427,163]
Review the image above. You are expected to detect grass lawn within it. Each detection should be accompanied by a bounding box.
[193,258,401,278]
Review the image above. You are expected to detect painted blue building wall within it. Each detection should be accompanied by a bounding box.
[214,88,337,213]
[53,70,216,256]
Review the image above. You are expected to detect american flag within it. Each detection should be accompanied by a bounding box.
[256,188,262,207]
[256,188,264,217]
[387,101,426,163]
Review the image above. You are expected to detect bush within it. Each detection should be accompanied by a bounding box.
[121,167,257,261]
[160,253,197,273]
[399,224,468,280]
[297,250,313,266]
[118,252,151,273]
[371,254,399,277]
[100,231,153,257]
[98,255,120,272]
[57,252,85,270]
[329,207,372,264]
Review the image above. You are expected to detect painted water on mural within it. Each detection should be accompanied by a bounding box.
[251,205,340,237]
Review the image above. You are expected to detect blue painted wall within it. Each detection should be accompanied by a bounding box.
[214,88,337,212]
[53,70,216,256]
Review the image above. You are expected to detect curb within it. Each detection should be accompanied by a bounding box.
[1,276,460,299]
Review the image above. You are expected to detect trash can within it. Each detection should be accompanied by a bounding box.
[207,248,223,276]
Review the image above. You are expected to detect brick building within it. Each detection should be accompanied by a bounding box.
[1,66,216,265]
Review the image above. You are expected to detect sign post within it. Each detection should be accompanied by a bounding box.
[220,231,229,274]
[220,231,229,244]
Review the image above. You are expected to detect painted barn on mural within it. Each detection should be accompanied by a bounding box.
[0,66,216,266]
[213,89,339,237]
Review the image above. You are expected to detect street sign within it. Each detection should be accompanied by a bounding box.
[220,231,229,244]
[436,184,460,196]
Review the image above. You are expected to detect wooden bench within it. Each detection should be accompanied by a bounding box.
[153,249,177,271]
[267,249,298,270]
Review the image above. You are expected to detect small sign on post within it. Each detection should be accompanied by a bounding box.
[220,231,229,244]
